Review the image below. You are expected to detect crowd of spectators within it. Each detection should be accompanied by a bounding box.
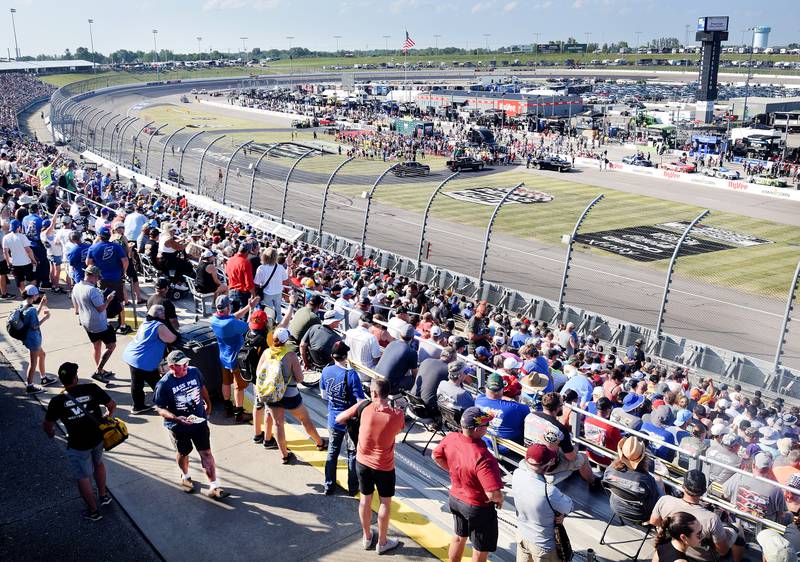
[0,73,55,129]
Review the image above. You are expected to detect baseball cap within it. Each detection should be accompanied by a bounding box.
[460,406,493,429]
[322,309,344,325]
[503,357,522,370]
[273,327,290,344]
[331,340,350,360]
[166,350,190,365]
[525,443,557,466]
[683,469,708,496]
[84,264,101,277]
[674,409,692,427]
[308,294,324,306]
[721,433,742,447]
[215,295,231,311]
[248,309,268,330]
[98,226,111,237]
[429,325,442,338]
[201,249,215,259]
[710,423,730,437]
[453,336,468,350]
[342,287,356,297]
[9,219,21,232]
[475,346,491,358]
[754,452,774,469]
[757,530,794,562]
[486,373,505,392]
[400,323,415,339]
[23,284,39,297]
[447,361,465,379]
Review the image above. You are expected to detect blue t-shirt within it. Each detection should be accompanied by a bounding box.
[474,394,530,451]
[210,314,249,369]
[87,241,126,282]
[523,356,550,376]
[68,243,91,282]
[321,363,365,432]
[640,421,676,462]
[153,367,206,429]
[560,374,594,406]
[510,332,531,349]
[22,214,43,247]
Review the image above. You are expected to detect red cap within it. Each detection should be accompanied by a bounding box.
[248,309,268,330]
[525,443,557,465]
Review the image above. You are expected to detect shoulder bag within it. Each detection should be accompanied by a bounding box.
[544,481,574,561]
[64,390,129,451]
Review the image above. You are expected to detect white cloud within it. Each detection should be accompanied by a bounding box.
[471,1,494,13]
[503,1,518,11]
[202,0,281,11]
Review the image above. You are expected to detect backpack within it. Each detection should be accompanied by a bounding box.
[7,305,29,341]
[254,347,290,403]
[346,399,373,445]
[236,332,264,382]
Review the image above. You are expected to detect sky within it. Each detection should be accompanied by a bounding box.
[4,0,799,58]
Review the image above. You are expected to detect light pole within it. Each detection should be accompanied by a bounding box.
[742,27,755,123]
[382,35,391,56]
[240,36,248,62]
[483,33,490,53]
[152,29,159,81]
[333,35,341,54]
[88,19,96,73]
[9,9,19,60]
[433,34,441,56]
[286,36,294,76]
[197,36,202,56]
[533,32,540,69]
[584,32,591,61]
[635,31,642,52]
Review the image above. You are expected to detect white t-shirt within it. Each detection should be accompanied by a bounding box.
[2,232,32,266]
[344,326,382,369]
[254,263,288,295]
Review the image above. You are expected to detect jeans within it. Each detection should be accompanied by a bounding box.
[130,365,161,409]
[228,290,248,314]
[263,292,283,323]
[324,427,357,493]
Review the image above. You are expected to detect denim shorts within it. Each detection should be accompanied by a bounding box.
[49,255,63,266]
[67,442,104,480]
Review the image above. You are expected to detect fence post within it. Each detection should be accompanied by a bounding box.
[280,148,317,224]
[416,171,460,278]
[89,111,112,152]
[112,117,138,162]
[654,210,710,346]
[78,108,102,152]
[477,182,525,294]
[99,113,121,157]
[159,126,187,181]
[177,130,206,188]
[143,124,169,176]
[361,163,401,257]
[70,106,92,150]
[249,142,290,213]
[222,140,253,205]
[109,116,134,161]
[197,134,226,195]
[557,194,604,312]
[130,121,155,171]
[318,157,355,243]
[61,102,80,146]
[774,260,800,392]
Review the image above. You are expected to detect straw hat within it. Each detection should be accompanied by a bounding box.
[617,436,646,470]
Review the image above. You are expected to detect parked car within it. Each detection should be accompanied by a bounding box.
[318,117,336,126]
[446,157,485,172]
[291,119,311,128]
[621,155,653,167]
[531,156,572,172]
[661,161,696,173]
[392,161,431,177]
[753,174,788,187]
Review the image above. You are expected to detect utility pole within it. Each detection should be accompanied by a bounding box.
[88,19,96,73]
[635,31,642,52]
[382,35,390,56]
[533,32,540,70]
[286,36,295,77]
[684,24,690,47]
[333,35,341,54]
[197,36,202,57]
[9,9,19,60]
[483,33,490,52]
[742,27,755,123]
[434,34,441,55]
[152,29,159,81]
[240,36,248,62]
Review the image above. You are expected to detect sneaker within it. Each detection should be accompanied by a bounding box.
[281,451,296,465]
[180,477,195,494]
[40,376,57,387]
[377,538,399,555]
[262,437,278,450]
[362,530,375,550]
[235,411,253,424]
[81,509,103,522]
[173,283,189,291]
[91,372,110,385]
[101,371,116,380]
[252,432,265,444]
[131,404,155,415]
[26,384,44,395]
[207,487,230,500]
[99,494,113,506]
[1,293,14,299]
[117,324,133,335]
[323,486,335,496]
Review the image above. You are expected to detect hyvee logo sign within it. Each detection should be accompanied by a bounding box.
[444,187,554,206]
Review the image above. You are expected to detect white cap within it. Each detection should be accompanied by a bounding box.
[757,529,794,562]
[503,357,521,370]
[430,325,442,337]
[710,423,730,437]
[273,327,290,344]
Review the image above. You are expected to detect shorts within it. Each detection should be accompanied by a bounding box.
[356,461,395,497]
[126,261,138,283]
[449,496,498,553]
[545,451,588,482]
[0,260,10,275]
[169,422,211,456]
[49,255,63,266]
[11,263,33,283]
[516,538,560,562]
[86,325,117,345]
[100,279,125,302]
[221,367,248,391]
[67,442,104,480]
[266,392,303,410]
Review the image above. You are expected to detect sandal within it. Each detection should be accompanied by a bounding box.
[316,438,328,451]
[282,451,296,465]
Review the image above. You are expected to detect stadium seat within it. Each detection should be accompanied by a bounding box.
[401,390,441,455]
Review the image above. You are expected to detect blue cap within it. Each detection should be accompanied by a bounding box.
[675,409,692,426]
[42,219,52,228]
[342,287,356,296]
[622,393,645,413]
[475,346,491,358]
[148,219,158,227]
[9,219,21,232]
[98,226,111,237]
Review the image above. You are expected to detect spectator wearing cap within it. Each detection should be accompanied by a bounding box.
[224,242,255,313]
[154,350,230,500]
[300,309,344,370]
[668,409,693,445]
[437,361,474,411]
[86,225,131,335]
[344,312,382,371]
[511,443,573,562]
[147,278,180,334]
[466,301,491,355]
[611,392,646,431]
[321,340,366,496]
[757,529,795,562]
[67,230,91,285]
[509,322,531,349]
[254,247,289,322]
[3,218,36,294]
[704,425,743,485]
[18,284,54,393]
[417,324,446,364]
[602,436,664,524]
[412,346,457,416]
[111,221,146,305]
[122,304,178,414]
[40,211,65,294]
[210,293,261,421]
[374,323,419,393]
[432,406,504,562]
[194,248,227,297]
[759,427,781,460]
[72,264,119,384]
[640,405,677,462]
[156,223,193,290]
[475,373,531,455]
[723,451,788,524]
[43,361,117,522]
[333,286,356,319]
[386,305,412,341]
[22,202,50,289]
[559,363,594,408]
[625,338,645,370]
[651,469,741,561]
[584,397,623,467]
[288,293,323,344]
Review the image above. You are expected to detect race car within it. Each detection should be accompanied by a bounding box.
[703,167,740,180]
[291,119,312,128]
[753,174,789,187]
[530,156,572,172]
[661,161,696,173]
[317,117,336,126]
[392,161,431,177]
[621,155,653,167]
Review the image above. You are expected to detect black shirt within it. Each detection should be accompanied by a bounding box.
[45,383,111,450]
[412,358,449,409]
[147,294,177,329]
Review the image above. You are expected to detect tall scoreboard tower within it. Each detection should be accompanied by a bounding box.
[695,16,729,123]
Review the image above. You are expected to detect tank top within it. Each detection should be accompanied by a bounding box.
[280,351,299,398]
[195,262,216,293]
[158,234,176,255]
[656,542,703,562]
[123,320,167,371]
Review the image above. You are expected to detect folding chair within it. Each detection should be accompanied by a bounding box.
[401,391,441,455]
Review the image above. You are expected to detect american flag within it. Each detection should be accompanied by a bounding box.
[402,31,416,53]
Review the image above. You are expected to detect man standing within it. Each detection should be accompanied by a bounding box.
[210,294,260,421]
[154,350,230,500]
[3,219,36,295]
[512,444,573,562]
[86,226,131,334]
[224,242,255,313]
[336,378,405,554]
[43,362,117,521]
[466,301,491,355]
[433,406,504,562]
[71,265,118,383]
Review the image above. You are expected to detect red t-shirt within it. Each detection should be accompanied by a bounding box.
[225,254,254,292]
[356,402,405,471]
[433,432,503,507]
[584,415,623,466]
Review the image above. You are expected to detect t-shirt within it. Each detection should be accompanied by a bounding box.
[45,383,111,450]
[375,340,418,390]
[512,464,574,551]
[124,212,147,242]
[356,401,405,471]
[210,314,249,370]
[466,315,489,353]
[71,281,108,333]
[22,214,43,247]
[723,472,788,523]
[525,411,574,454]
[437,380,475,410]
[2,232,31,266]
[254,263,288,296]
[87,241,126,282]
[68,243,91,282]
[584,415,623,466]
[432,432,503,507]
[474,394,530,450]
[510,331,531,349]
[704,441,741,484]
[344,326,382,369]
[412,358,449,409]
[225,254,254,292]
[640,421,676,462]
[153,368,207,430]
[652,495,731,562]
[321,363,365,432]
[301,324,342,365]
[36,164,53,188]
[289,306,321,342]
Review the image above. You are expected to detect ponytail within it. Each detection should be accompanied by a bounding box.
[654,512,698,548]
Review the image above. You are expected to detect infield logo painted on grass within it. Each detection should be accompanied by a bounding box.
[574,226,734,262]
[443,186,554,206]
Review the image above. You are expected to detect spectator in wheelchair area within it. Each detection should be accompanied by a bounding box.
[602,436,664,524]
[300,309,344,371]
[194,249,228,297]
